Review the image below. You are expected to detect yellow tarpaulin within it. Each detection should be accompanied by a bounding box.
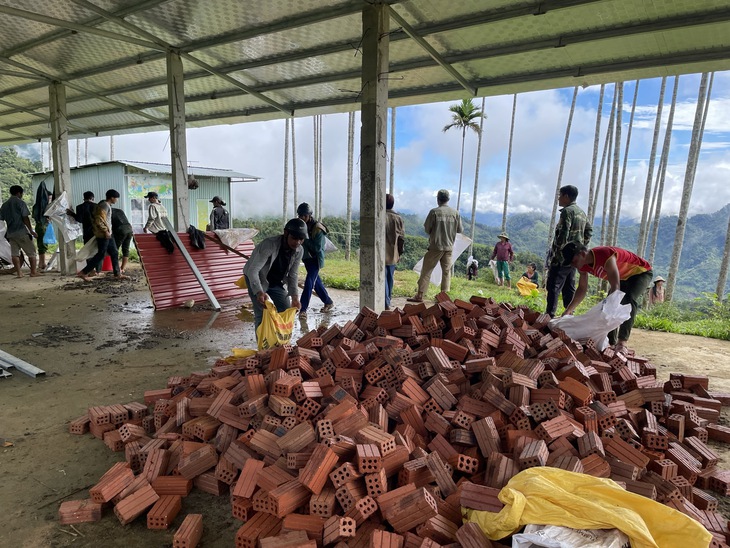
[463,468,711,548]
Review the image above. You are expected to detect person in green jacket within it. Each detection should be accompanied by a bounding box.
[297,202,334,318]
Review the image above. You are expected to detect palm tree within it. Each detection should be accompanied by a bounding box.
[591,87,616,225]
[469,97,487,256]
[648,77,680,266]
[717,212,730,300]
[443,98,482,211]
[666,72,712,301]
[637,77,667,256]
[606,82,623,247]
[598,89,617,245]
[613,80,640,245]
[547,87,578,250]
[313,115,319,216]
[502,94,517,233]
[389,107,396,195]
[318,115,323,216]
[586,84,605,223]
[282,118,290,222]
[346,111,355,261]
[291,118,292,211]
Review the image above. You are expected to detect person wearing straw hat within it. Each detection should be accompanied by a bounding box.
[648,276,666,307]
[491,232,514,288]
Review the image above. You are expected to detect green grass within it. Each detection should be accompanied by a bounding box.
[313,259,730,342]
[311,258,602,315]
[634,295,730,341]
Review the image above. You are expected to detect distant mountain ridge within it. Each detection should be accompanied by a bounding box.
[400,205,730,300]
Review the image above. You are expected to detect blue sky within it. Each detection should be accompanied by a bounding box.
[46,70,730,223]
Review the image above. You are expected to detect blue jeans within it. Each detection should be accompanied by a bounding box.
[385,264,396,307]
[246,278,290,335]
[300,258,332,312]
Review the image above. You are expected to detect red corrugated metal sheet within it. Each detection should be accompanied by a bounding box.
[135,232,255,310]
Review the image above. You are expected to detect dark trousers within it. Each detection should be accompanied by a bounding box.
[546,264,577,317]
[300,258,332,312]
[385,264,396,307]
[245,278,290,336]
[82,237,119,275]
[610,270,654,344]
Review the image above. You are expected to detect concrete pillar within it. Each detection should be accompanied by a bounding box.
[167,49,189,230]
[49,81,76,275]
[359,2,389,311]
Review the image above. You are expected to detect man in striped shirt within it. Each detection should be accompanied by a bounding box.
[561,243,653,355]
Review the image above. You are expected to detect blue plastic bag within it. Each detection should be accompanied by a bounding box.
[43,222,56,245]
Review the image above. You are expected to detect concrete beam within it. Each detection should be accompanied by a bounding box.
[48,82,76,276]
[359,2,389,312]
[166,50,189,231]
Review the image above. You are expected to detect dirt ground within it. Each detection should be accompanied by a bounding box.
[1,265,730,547]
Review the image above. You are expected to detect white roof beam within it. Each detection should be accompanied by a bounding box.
[69,0,293,116]
[0,5,166,52]
[388,5,475,96]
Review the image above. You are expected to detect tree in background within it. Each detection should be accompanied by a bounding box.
[443,98,482,211]
[647,76,679,266]
[666,72,713,301]
[469,97,487,256]
[613,80,640,244]
[546,87,578,250]
[389,107,396,196]
[606,81,623,247]
[637,77,666,256]
[586,84,605,223]
[0,146,41,204]
[502,94,517,233]
[718,213,730,300]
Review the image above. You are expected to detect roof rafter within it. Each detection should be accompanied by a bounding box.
[0,0,598,103]
[0,4,166,52]
[387,5,475,96]
[69,0,293,116]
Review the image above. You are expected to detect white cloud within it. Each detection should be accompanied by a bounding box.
[68,71,730,224]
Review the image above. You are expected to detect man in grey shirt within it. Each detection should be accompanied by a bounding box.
[243,218,306,334]
[408,189,462,302]
[0,185,41,277]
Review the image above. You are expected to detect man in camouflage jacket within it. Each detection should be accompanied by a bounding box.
[545,185,593,317]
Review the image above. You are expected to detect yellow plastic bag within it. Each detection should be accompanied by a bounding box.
[463,468,711,548]
[235,275,247,289]
[516,276,538,296]
[230,348,257,358]
[256,299,296,351]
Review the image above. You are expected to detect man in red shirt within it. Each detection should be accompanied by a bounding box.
[561,243,653,354]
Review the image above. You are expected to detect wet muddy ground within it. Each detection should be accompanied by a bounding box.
[1,264,729,547]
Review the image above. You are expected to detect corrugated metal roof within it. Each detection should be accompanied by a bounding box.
[120,161,260,181]
[0,0,729,144]
[135,231,255,311]
[30,160,260,180]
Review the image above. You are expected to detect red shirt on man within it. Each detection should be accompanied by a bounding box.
[579,246,651,280]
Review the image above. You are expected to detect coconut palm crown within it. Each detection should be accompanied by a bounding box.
[443,98,484,211]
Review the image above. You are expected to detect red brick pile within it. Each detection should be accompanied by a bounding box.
[61,293,730,547]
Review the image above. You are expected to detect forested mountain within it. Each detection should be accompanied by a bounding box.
[400,207,730,301]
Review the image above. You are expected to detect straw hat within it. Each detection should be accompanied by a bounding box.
[498,232,509,240]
